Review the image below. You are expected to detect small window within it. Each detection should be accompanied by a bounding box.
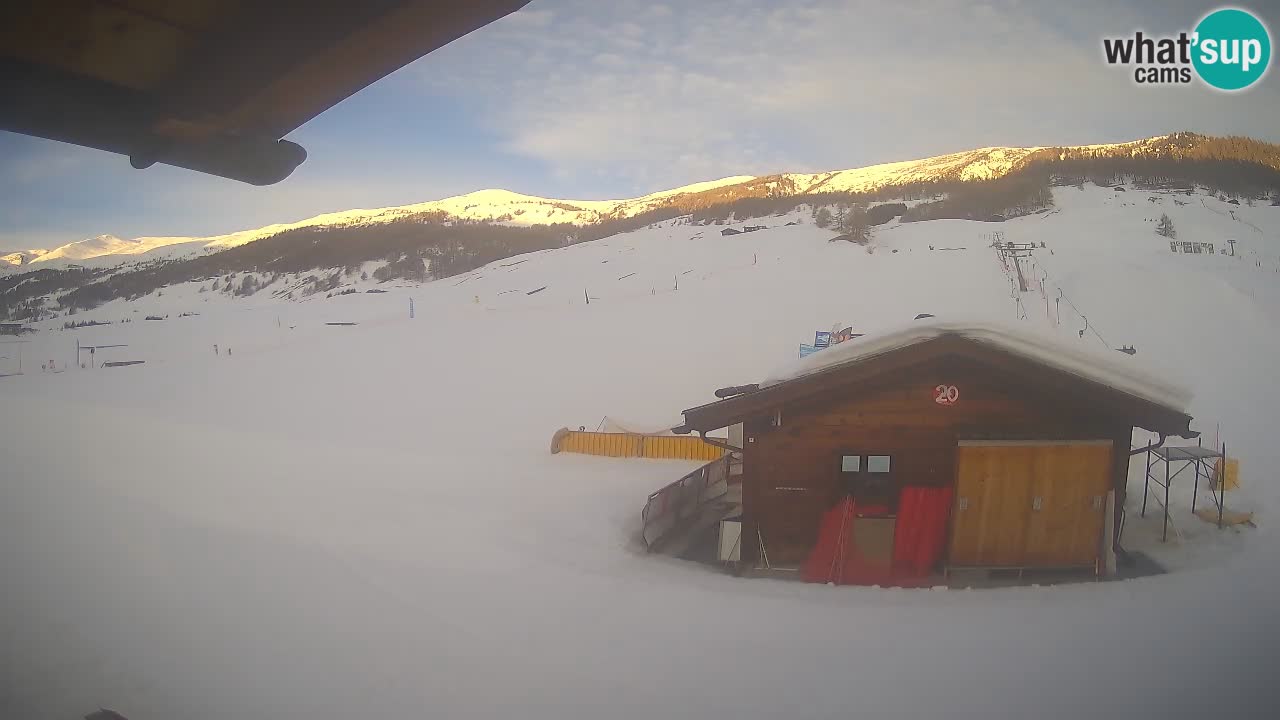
[841,455,861,472]
[866,455,892,473]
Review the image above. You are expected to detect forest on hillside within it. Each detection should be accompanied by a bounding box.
[5,132,1280,320]
[54,221,571,312]
[0,266,109,322]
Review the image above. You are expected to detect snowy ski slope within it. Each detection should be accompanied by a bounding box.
[2,136,1169,270]
[1,184,1278,719]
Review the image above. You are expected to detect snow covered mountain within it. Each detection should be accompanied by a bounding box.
[3,181,1277,718]
[13,135,1193,268]
[31,234,150,262]
[775,136,1207,193]
[0,248,50,267]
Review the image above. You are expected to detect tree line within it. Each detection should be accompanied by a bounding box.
[6,131,1280,318]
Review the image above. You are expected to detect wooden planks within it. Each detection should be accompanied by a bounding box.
[679,334,1192,438]
[951,445,1033,565]
[950,442,1112,568]
[1023,444,1111,566]
[736,355,1130,569]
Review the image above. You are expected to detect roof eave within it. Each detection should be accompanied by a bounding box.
[675,334,1197,438]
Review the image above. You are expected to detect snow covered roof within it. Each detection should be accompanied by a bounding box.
[761,319,1192,412]
[677,318,1193,437]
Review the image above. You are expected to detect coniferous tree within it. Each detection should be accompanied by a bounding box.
[841,204,871,244]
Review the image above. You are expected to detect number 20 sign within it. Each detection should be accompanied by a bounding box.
[934,384,959,406]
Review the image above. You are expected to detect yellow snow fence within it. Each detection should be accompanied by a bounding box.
[550,428,726,461]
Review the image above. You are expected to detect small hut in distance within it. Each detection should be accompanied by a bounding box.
[673,320,1194,585]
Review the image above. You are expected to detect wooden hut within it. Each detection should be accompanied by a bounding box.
[672,321,1194,584]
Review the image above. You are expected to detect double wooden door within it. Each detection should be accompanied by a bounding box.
[949,441,1112,568]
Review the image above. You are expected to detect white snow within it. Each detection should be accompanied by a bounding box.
[780,137,1164,195]
[2,183,1278,719]
[597,415,687,435]
[15,137,1173,269]
[1,248,50,269]
[761,317,1193,414]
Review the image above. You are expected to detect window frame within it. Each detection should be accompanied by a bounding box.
[865,454,892,473]
[840,454,862,473]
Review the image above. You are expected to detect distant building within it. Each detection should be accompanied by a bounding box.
[721,228,742,236]
[744,225,766,232]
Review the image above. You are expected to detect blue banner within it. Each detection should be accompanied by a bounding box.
[799,344,819,358]
[814,331,831,348]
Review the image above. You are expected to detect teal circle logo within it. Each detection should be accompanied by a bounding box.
[1192,8,1271,90]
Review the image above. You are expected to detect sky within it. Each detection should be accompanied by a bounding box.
[3,0,1279,251]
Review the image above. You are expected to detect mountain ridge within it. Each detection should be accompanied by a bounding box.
[0,137,1162,269]
[7,131,1279,271]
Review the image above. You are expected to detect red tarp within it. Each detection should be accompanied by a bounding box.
[892,486,954,577]
[802,486,953,587]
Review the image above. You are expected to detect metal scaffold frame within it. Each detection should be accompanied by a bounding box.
[1141,439,1227,541]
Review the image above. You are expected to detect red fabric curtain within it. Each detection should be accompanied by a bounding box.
[803,487,954,586]
[891,486,954,577]
[802,498,896,586]
[802,498,855,584]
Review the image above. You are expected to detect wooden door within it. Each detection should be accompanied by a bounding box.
[950,442,1112,568]
[1022,443,1112,566]
[950,444,1036,566]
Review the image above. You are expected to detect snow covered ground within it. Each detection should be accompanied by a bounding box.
[5,136,1170,271]
[2,185,1278,718]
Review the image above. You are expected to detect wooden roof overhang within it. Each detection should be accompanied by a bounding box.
[0,0,529,184]
[674,334,1194,439]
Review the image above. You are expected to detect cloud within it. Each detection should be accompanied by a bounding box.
[502,6,556,28]
[4,0,1279,244]
[415,0,1280,195]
